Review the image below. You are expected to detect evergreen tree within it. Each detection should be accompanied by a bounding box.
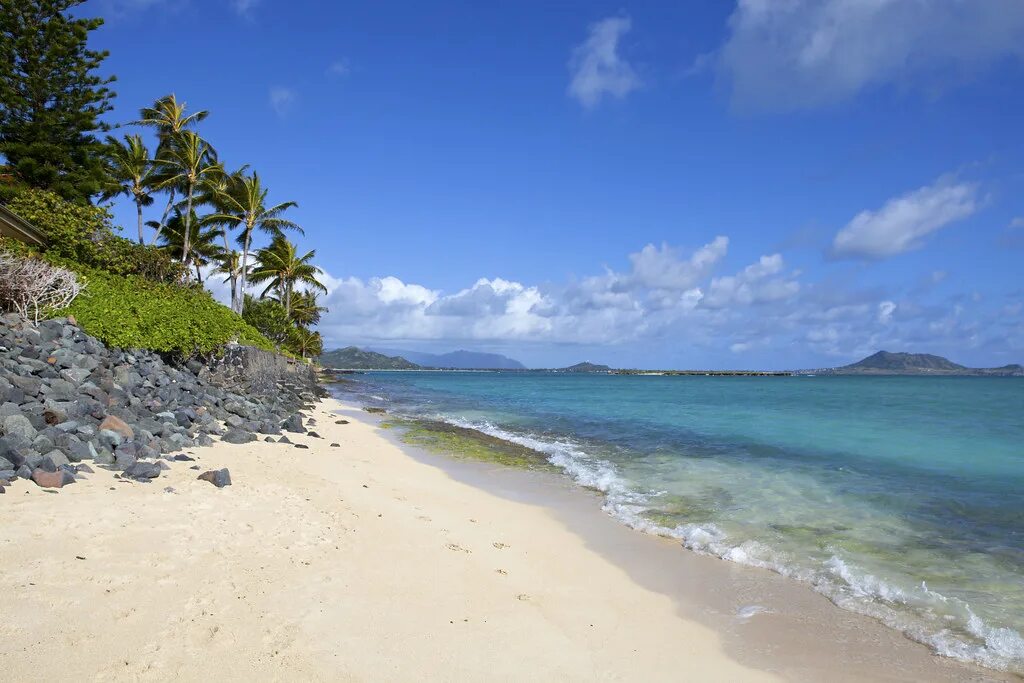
[0,0,115,203]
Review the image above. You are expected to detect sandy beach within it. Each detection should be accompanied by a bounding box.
[0,397,1010,682]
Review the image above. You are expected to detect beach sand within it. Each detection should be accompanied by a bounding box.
[0,397,1009,681]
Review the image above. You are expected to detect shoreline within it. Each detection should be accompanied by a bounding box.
[359,402,1014,682]
[0,396,1012,681]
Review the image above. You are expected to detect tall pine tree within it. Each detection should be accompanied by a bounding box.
[0,0,115,204]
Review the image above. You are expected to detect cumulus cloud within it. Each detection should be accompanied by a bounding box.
[878,300,897,324]
[568,16,641,108]
[269,87,296,118]
[716,0,1024,111]
[832,177,978,259]
[703,253,800,308]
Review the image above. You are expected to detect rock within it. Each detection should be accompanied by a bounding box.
[197,468,231,488]
[282,414,306,433]
[221,429,255,444]
[330,443,340,447]
[0,455,13,470]
[278,435,292,444]
[123,461,161,481]
[98,414,134,441]
[43,449,70,469]
[2,414,37,441]
[75,463,94,474]
[308,431,321,439]
[263,436,275,443]
[94,451,115,466]
[43,407,67,425]
[114,450,138,471]
[363,407,386,414]
[335,420,350,425]
[16,464,32,479]
[295,444,309,450]
[31,468,75,488]
[98,429,123,449]
[34,455,58,472]
[0,468,14,480]
[172,454,195,462]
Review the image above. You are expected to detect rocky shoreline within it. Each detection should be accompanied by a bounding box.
[0,314,324,493]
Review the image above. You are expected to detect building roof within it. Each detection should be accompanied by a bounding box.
[0,204,47,248]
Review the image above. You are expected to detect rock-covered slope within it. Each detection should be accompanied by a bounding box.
[0,314,323,492]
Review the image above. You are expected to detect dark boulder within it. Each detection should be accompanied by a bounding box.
[197,468,231,488]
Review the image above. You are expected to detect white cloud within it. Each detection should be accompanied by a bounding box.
[269,87,296,118]
[832,177,978,259]
[1011,217,1024,229]
[628,236,728,290]
[717,0,1024,111]
[568,16,641,108]
[232,0,258,16]
[704,253,800,308]
[327,60,351,78]
[878,300,897,324]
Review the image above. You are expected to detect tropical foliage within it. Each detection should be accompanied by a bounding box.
[0,0,115,203]
[0,2,329,362]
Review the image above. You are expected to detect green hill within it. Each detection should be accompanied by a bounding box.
[319,347,420,370]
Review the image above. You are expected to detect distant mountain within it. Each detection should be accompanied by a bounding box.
[558,362,612,373]
[319,347,420,370]
[369,347,526,370]
[821,351,1023,376]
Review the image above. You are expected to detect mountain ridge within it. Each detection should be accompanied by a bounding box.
[813,351,1023,376]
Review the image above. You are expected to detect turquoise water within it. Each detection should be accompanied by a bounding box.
[340,372,1024,672]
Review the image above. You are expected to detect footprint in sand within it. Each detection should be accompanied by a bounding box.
[492,542,509,550]
[495,569,508,575]
[516,593,530,602]
[446,543,471,553]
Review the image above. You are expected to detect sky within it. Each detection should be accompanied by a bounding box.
[89,0,1024,369]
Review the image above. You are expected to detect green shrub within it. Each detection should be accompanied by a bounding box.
[63,266,273,357]
[4,188,187,283]
[242,295,293,347]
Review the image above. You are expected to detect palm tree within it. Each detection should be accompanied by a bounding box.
[287,326,323,360]
[203,172,300,314]
[158,131,221,267]
[150,210,223,283]
[102,134,156,244]
[248,235,326,316]
[288,289,327,327]
[214,248,244,305]
[134,95,210,243]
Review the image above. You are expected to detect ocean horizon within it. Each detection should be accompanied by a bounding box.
[339,371,1024,674]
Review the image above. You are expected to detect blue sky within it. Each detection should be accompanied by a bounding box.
[92,0,1024,369]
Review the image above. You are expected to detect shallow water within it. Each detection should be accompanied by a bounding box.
[339,372,1024,673]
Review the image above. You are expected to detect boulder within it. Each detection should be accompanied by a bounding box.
[31,468,75,488]
[197,468,231,488]
[221,429,255,444]
[2,414,37,441]
[98,414,134,441]
[123,461,161,481]
[282,414,306,433]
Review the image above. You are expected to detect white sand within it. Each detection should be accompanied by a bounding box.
[0,397,776,682]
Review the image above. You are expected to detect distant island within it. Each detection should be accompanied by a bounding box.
[557,362,612,373]
[802,351,1024,377]
[320,347,420,370]
[370,348,527,370]
[318,346,1022,376]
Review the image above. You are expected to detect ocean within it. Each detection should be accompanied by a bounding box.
[337,371,1024,673]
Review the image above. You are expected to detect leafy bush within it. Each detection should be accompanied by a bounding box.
[242,295,293,347]
[63,267,273,357]
[4,188,187,283]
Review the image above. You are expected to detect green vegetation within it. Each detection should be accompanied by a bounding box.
[64,267,272,356]
[386,419,557,471]
[0,3,330,362]
[0,0,115,203]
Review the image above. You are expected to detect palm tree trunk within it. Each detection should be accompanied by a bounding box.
[195,263,203,284]
[284,283,292,317]
[182,186,194,267]
[237,226,252,315]
[135,199,144,244]
[151,188,176,246]
[221,232,238,312]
